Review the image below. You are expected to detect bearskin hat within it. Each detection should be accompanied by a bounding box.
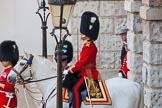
[80,11,100,41]
[0,40,19,66]
[55,40,73,63]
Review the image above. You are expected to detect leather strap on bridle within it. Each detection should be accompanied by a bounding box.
[12,54,57,85]
[12,54,34,86]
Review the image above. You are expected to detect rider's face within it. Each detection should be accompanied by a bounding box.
[120,34,129,51]
[120,34,127,41]
[1,60,12,68]
[62,60,68,71]
[80,34,90,40]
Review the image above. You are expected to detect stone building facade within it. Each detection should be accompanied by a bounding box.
[1,0,162,108]
[140,0,162,108]
[125,0,162,108]
[124,0,143,84]
[69,0,127,76]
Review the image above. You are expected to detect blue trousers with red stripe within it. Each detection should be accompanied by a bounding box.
[71,76,86,108]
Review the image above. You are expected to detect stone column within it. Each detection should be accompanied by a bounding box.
[124,0,143,84]
[140,0,162,108]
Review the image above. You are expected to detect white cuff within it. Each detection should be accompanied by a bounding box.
[63,70,68,75]
[118,72,123,78]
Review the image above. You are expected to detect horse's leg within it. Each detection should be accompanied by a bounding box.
[81,102,111,108]
[46,97,70,108]
[45,97,56,108]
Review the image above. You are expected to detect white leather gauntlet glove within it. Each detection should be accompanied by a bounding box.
[63,70,69,75]
[118,72,123,78]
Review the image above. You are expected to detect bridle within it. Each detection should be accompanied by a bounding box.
[11,54,58,108]
[12,54,34,86]
[11,54,57,85]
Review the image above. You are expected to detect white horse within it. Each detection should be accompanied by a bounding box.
[7,55,144,108]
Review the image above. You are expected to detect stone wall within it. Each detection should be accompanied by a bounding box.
[68,0,127,75]
[0,0,127,75]
[140,0,162,108]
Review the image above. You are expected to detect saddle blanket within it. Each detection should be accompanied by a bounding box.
[62,79,112,105]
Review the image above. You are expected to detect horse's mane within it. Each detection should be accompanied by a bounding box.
[35,55,53,65]
[33,55,56,73]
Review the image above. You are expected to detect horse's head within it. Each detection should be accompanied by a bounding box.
[8,54,34,84]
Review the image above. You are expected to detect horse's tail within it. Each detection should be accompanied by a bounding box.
[139,86,144,108]
[135,83,144,108]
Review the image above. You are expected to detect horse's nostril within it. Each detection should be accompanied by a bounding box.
[8,76,15,84]
[8,77,12,82]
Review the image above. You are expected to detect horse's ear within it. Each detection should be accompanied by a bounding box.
[23,51,29,58]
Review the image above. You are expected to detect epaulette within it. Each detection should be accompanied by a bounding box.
[1,71,7,78]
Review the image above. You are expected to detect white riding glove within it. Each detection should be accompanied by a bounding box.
[63,70,69,75]
[118,72,123,78]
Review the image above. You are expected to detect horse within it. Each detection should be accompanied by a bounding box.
[7,54,144,108]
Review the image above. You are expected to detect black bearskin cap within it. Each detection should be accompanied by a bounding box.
[55,40,73,63]
[0,40,19,66]
[80,11,100,41]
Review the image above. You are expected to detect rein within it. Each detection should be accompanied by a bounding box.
[24,76,57,84]
[11,54,34,85]
[12,67,57,85]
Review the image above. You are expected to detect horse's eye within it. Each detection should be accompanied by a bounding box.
[20,59,27,66]
[23,58,28,61]
[20,62,25,66]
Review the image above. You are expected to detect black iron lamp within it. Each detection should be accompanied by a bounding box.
[48,0,76,29]
[48,0,76,108]
[36,0,50,58]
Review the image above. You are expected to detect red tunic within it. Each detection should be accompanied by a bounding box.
[120,55,129,79]
[69,40,100,80]
[0,67,17,108]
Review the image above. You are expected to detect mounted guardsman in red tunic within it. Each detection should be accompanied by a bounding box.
[63,11,101,108]
[116,26,129,79]
[119,54,129,79]
[54,40,80,90]
[0,40,19,108]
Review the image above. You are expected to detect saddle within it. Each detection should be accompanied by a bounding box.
[62,77,112,105]
[85,78,103,98]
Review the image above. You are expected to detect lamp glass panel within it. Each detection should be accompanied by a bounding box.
[37,0,41,6]
[49,4,75,28]
[62,5,74,28]
[49,5,61,27]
